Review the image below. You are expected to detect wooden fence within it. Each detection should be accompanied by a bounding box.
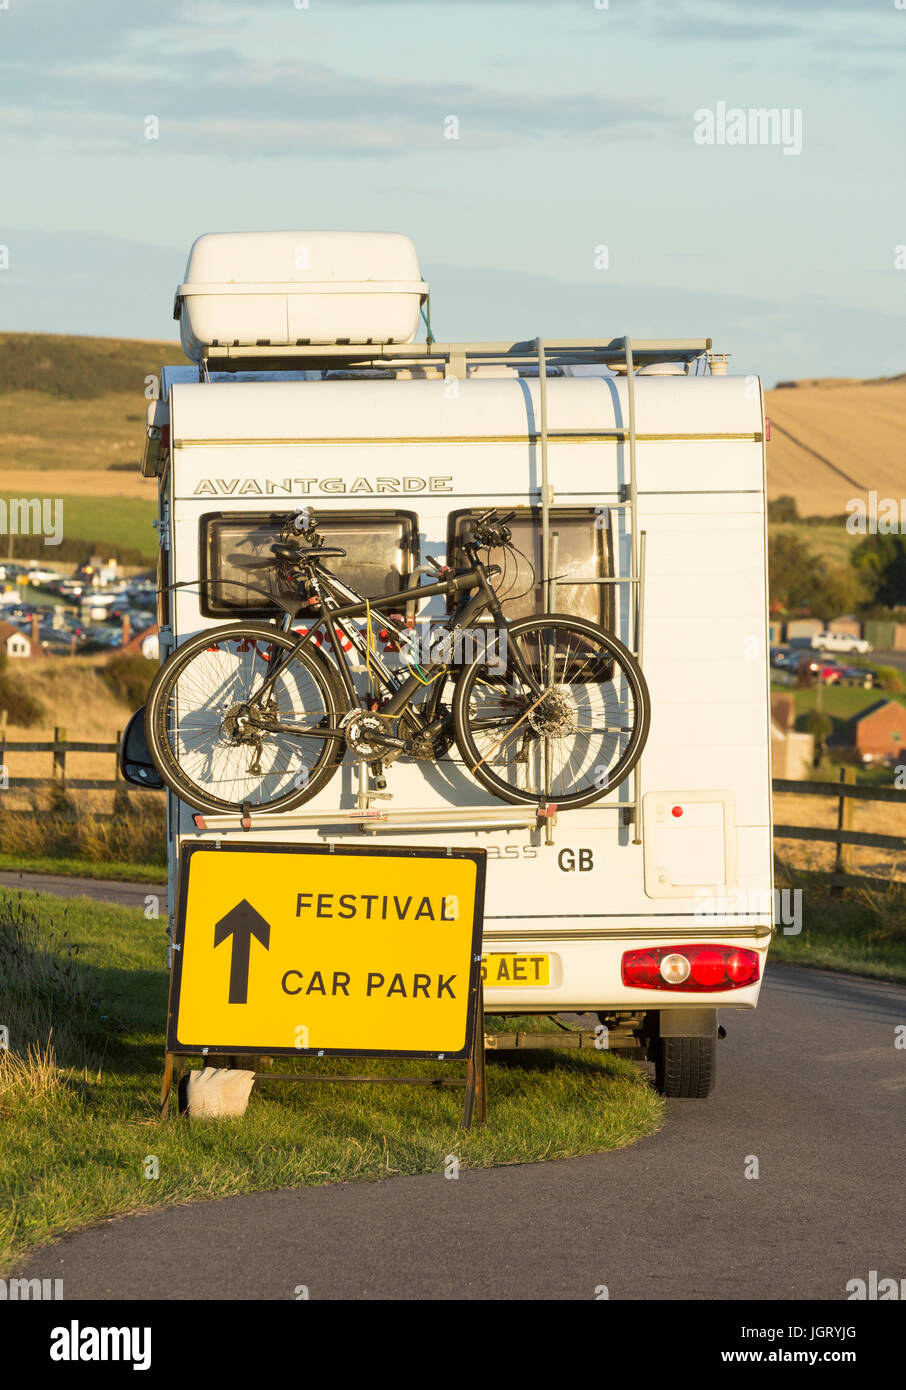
[0,713,147,802]
[773,768,905,889]
[0,717,903,889]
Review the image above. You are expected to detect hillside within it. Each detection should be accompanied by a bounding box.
[0,333,190,562]
[1,333,902,546]
[765,375,906,518]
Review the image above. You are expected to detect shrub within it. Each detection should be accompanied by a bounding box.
[99,655,155,710]
[804,710,832,739]
[868,665,904,695]
[0,651,45,727]
[768,495,799,523]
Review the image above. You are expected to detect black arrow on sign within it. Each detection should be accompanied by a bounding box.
[214,900,271,1004]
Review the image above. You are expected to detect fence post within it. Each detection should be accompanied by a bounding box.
[53,726,67,787]
[833,765,855,888]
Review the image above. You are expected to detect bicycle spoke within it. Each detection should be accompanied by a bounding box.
[161,634,337,808]
[460,616,646,804]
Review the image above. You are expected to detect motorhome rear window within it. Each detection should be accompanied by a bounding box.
[447,507,614,627]
[200,510,419,618]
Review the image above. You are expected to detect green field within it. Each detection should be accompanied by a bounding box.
[2,494,157,565]
[0,890,663,1272]
[772,522,862,569]
[772,680,906,747]
[55,495,156,561]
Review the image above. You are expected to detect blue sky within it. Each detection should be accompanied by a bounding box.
[1,0,903,383]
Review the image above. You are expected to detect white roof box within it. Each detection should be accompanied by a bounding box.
[175,231,427,360]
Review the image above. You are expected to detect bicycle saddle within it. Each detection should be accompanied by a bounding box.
[271,542,347,561]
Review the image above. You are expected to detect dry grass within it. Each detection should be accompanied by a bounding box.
[0,1038,69,1115]
[0,654,165,865]
[0,390,152,476]
[1,656,135,794]
[773,788,906,882]
[0,469,152,499]
[0,792,165,866]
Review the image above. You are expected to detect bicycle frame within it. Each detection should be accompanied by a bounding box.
[242,549,537,739]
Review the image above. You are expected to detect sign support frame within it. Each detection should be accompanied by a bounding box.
[160,979,486,1128]
[160,840,488,1128]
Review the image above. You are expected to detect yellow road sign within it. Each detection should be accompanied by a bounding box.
[168,842,486,1059]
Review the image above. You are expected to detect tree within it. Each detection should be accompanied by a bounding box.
[767,495,799,523]
[768,532,857,618]
[851,534,906,609]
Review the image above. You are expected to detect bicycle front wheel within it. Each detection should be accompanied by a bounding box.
[145,622,346,814]
[452,613,650,809]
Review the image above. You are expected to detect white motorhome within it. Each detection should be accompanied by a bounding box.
[128,232,774,1097]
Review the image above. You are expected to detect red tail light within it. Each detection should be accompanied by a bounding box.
[622,944,760,992]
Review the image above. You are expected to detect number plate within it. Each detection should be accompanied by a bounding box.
[481,953,550,987]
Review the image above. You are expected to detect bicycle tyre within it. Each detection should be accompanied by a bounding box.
[452,612,650,809]
[145,621,346,815]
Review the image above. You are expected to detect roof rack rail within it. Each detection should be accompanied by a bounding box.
[200,336,712,375]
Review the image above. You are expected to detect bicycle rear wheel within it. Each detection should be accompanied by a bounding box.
[452,613,650,809]
[145,622,346,814]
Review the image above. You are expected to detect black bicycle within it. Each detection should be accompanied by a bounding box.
[145,509,650,815]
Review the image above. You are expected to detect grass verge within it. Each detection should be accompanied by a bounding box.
[0,889,663,1273]
[770,865,906,983]
[0,856,164,884]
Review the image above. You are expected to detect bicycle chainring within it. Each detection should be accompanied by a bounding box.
[340,710,403,763]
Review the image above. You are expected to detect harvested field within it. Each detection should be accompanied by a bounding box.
[765,376,906,517]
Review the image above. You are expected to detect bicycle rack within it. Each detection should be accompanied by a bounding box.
[191,804,555,837]
[193,333,712,849]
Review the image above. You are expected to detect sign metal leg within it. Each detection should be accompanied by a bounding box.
[160,1052,175,1119]
[461,977,486,1129]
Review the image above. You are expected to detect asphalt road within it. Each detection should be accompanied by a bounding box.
[0,870,165,910]
[13,961,906,1300]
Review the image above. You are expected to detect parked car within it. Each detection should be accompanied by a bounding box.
[58,578,86,598]
[24,566,64,586]
[837,664,875,688]
[810,630,872,655]
[84,625,124,649]
[770,646,796,668]
[783,650,821,676]
[0,563,29,583]
[128,609,156,629]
